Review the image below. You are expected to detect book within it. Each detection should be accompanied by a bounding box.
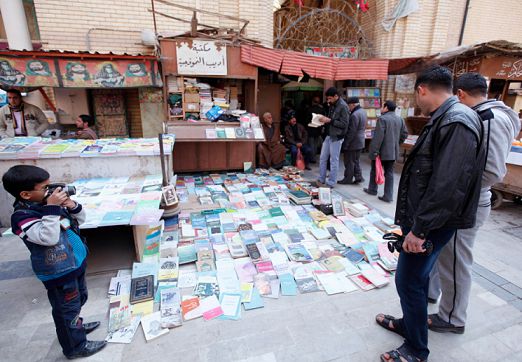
[179,295,201,320]
[206,128,217,139]
[313,271,346,295]
[158,257,179,281]
[108,276,131,296]
[285,243,313,262]
[243,288,264,310]
[234,127,246,138]
[361,268,389,288]
[253,273,272,296]
[177,270,198,288]
[108,304,131,333]
[199,295,224,320]
[318,187,332,205]
[224,128,236,139]
[240,282,254,303]
[279,273,298,296]
[350,274,376,291]
[218,293,242,320]
[160,288,182,328]
[107,315,141,344]
[130,275,154,304]
[131,299,154,316]
[253,128,265,140]
[141,311,169,341]
[194,276,219,298]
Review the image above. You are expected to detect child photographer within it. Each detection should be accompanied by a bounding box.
[2,165,106,359]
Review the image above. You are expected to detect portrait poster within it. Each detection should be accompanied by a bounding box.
[0,57,59,87]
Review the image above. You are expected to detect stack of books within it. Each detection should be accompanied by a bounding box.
[287,190,312,205]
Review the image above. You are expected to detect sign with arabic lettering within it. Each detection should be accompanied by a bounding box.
[176,40,227,75]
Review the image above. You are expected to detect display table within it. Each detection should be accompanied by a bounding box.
[0,137,173,227]
[167,122,261,173]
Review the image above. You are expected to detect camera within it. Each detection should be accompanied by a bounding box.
[46,182,76,197]
[383,232,433,256]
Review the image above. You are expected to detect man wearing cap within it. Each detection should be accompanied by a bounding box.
[338,97,367,184]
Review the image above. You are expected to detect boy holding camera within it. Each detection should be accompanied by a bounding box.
[2,165,106,359]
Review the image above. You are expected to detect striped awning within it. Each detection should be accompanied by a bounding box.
[240,45,389,80]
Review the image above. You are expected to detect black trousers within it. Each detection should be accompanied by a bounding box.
[342,149,363,181]
[368,159,395,200]
[47,271,88,357]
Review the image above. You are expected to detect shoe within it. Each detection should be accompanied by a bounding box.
[427,297,438,304]
[337,179,352,185]
[428,314,465,334]
[363,188,377,196]
[378,196,393,203]
[354,178,365,184]
[83,321,100,334]
[66,340,107,359]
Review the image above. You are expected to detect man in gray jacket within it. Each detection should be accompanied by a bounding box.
[428,73,521,334]
[0,89,48,138]
[338,97,367,184]
[364,100,408,202]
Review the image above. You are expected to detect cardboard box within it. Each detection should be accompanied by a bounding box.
[184,93,200,103]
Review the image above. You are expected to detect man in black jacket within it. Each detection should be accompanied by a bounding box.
[338,97,366,184]
[376,66,485,362]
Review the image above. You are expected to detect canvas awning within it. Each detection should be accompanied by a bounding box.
[240,45,389,80]
[0,50,161,89]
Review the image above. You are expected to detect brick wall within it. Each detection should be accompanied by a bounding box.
[33,0,274,54]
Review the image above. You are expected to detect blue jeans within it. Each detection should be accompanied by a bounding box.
[319,136,343,187]
[290,144,313,165]
[395,227,456,360]
[47,272,88,357]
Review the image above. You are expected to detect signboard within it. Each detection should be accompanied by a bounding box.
[395,73,416,94]
[304,46,358,59]
[481,56,522,81]
[452,56,482,78]
[176,40,227,75]
[0,56,161,88]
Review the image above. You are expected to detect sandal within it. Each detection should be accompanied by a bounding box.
[375,313,406,338]
[380,344,426,362]
[428,314,465,334]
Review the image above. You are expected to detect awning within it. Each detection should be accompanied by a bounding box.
[0,50,161,89]
[241,45,389,80]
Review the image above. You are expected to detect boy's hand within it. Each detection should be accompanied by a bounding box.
[46,187,68,206]
[62,198,76,209]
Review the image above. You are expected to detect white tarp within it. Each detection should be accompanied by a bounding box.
[382,0,420,32]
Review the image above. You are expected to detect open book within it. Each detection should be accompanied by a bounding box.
[308,113,324,128]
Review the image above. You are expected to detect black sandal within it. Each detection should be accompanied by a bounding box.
[380,344,426,362]
[375,313,406,338]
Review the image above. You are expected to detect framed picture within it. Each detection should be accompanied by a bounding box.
[332,197,345,216]
[162,185,178,206]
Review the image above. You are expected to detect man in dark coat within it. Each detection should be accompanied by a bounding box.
[376,65,485,362]
[307,96,325,163]
[338,97,367,184]
[364,100,408,202]
[284,111,312,170]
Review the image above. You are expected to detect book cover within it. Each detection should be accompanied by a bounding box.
[234,127,246,138]
[177,270,198,289]
[240,282,254,303]
[253,273,272,296]
[205,128,217,139]
[108,304,131,333]
[350,274,376,291]
[279,273,298,296]
[131,299,154,316]
[160,288,182,328]
[107,315,141,344]
[158,257,179,281]
[285,243,313,262]
[194,276,219,298]
[218,293,242,320]
[243,288,264,310]
[224,128,236,139]
[253,128,264,140]
[199,295,224,320]
[130,275,154,304]
[141,311,169,341]
[181,296,202,321]
[361,268,389,288]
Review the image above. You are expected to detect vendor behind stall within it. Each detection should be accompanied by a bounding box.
[73,115,98,140]
[0,89,48,138]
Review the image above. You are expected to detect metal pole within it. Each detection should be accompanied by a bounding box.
[458,0,471,46]
[158,133,168,187]
[151,0,158,35]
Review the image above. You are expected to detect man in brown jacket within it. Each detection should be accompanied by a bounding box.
[257,112,286,169]
[284,111,312,170]
[74,115,98,140]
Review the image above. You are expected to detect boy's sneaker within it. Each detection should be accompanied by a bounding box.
[66,340,107,359]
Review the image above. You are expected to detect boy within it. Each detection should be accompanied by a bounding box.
[2,165,106,359]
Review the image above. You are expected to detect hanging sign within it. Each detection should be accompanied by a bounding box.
[176,40,227,75]
[304,46,358,59]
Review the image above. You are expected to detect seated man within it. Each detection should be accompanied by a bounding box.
[74,115,98,140]
[284,111,312,170]
[257,112,286,169]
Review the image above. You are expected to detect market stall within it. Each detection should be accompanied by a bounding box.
[160,38,262,173]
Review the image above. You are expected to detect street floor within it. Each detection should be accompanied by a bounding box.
[0,157,521,362]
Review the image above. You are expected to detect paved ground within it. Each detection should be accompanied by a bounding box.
[1,157,521,362]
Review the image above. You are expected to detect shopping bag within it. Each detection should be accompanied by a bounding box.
[296,148,305,170]
[375,156,385,185]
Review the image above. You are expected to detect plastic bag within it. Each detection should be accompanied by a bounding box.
[375,156,385,185]
[296,148,305,170]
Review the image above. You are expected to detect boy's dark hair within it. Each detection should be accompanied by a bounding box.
[383,100,397,111]
[325,87,338,97]
[414,65,453,93]
[2,165,50,200]
[454,72,488,97]
[7,89,22,97]
[78,114,95,127]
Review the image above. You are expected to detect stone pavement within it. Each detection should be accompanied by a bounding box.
[0,158,521,362]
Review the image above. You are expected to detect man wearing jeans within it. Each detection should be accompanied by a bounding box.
[376,66,485,362]
[364,100,408,202]
[428,73,520,333]
[317,87,349,188]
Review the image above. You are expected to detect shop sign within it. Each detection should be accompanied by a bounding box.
[395,73,416,94]
[452,56,481,78]
[0,56,161,88]
[176,40,227,75]
[480,56,522,81]
[304,46,358,59]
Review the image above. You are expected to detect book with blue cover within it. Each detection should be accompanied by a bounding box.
[243,288,264,310]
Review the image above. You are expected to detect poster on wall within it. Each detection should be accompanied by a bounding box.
[394,73,416,94]
[0,56,160,89]
[0,57,59,87]
[304,46,358,59]
[176,40,227,75]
